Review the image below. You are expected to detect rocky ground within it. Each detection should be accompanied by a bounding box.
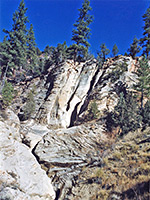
[0,109,55,200]
[0,56,150,200]
[70,127,150,200]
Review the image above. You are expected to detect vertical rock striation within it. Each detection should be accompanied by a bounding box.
[36,60,99,128]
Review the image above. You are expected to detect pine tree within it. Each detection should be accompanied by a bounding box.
[1,0,38,78]
[0,36,18,93]
[22,89,35,120]
[106,92,141,136]
[44,45,55,58]
[128,37,141,59]
[112,44,119,57]
[97,43,110,65]
[26,24,38,74]
[140,6,150,57]
[2,0,35,75]
[88,100,99,120]
[71,0,93,62]
[36,47,42,56]
[52,42,67,65]
[1,81,14,107]
[3,0,29,69]
[0,37,14,78]
[142,100,150,126]
[134,56,150,111]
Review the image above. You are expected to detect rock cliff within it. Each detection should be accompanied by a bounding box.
[16,56,138,128]
[1,56,149,200]
[17,60,99,128]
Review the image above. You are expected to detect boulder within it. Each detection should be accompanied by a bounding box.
[33,123,106,199]
[20,121,50,150]
[0,112,55,200]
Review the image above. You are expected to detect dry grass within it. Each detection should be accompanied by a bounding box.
[80,127,150,199]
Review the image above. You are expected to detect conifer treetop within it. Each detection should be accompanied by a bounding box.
[140,6,150,56]
[71,0,94,62]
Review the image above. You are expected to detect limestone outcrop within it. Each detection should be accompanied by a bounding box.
[16,60,99,128]
[16,56,138,129]
[32,122,106,200]
[36,60,100,128]
[0,109,55,200]
[91,56,138,113]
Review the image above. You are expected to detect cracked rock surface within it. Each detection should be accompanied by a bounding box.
[0,109,55,200]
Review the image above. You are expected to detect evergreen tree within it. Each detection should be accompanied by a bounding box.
[52,42,67,65]
[140,6,150,56]
[44,45,55,58]
[97,43,110,65]
[1,0,38,78]
[1,81,14,107]
[134,56,150,111]
[128,37,141,59]
[71,0,93,62]
[26,24,38,74]
[0,37,18,93]
[3,0,29,70]
[22,89,35,120]
[106,92,141,136]
[142,100,150,126]
[112,44,119,57]
[0,37,14,78]
[124,52,128,56]
[36,47,42,56]
[109,62,128,83]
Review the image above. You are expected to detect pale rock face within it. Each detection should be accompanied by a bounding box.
[20,122,50,150]
[33,123,106,199]
[16,57,138,129]
[0,108,21,141]
[0,113,55,200]
[37,61,98,128]
[91,56,138,114]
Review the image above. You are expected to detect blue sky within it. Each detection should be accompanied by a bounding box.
[0,0,150,55]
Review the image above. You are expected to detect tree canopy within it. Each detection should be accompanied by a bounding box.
[134,56,150,111]
[112,44,119,57]
[0,0,37,79]
[128,37,141,59]
[140,6,150,56]
[71,0,94,62]
[97,43,110,65]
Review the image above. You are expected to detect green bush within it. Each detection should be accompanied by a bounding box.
[88,100,99,120]
[110,62,128,83]
[142,100,150,126]
[2,81,14,107]
[106,92,142,136]
[23,89,36,120]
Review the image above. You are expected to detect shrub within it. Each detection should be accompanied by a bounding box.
[1,81,14,107]
[23,89,35,120]
[88,100,99,120]
[106,92,142,136]
[18,87,36,121]
[110,62,128,83]
[142,100,150,126]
